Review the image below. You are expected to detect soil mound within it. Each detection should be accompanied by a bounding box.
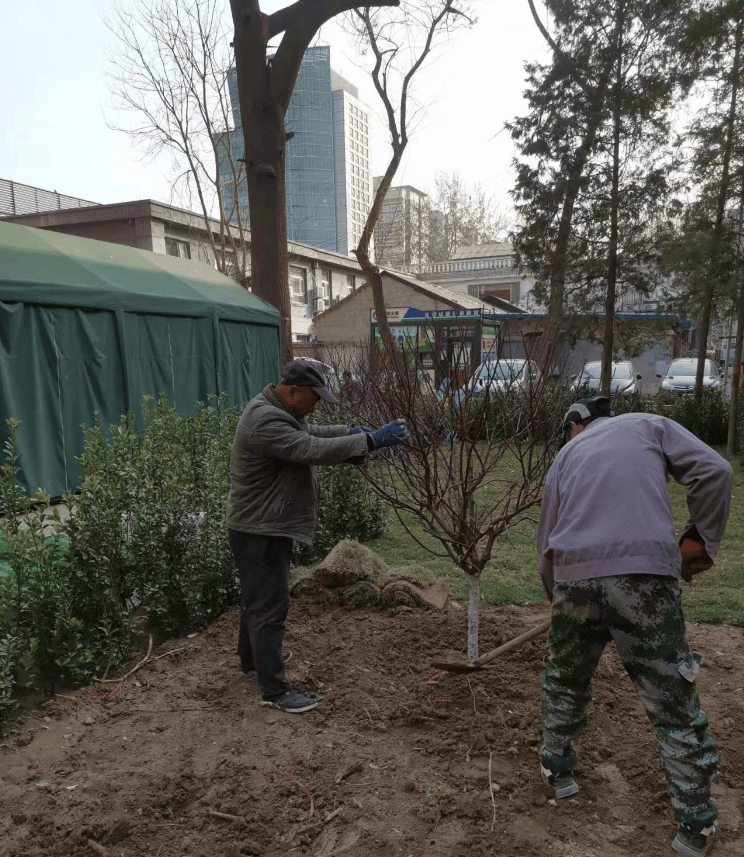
[1,596,743,857]
[291,540,451,611]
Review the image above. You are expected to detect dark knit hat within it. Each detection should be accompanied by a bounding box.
[562,396,613,432]
[280,359,339,404]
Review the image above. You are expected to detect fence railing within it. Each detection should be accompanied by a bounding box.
[0,178,98,217]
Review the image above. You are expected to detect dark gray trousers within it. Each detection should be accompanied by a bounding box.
[228,529,293,699]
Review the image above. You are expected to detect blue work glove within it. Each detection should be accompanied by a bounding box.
[349,425,373,435]
[369,419,410,449]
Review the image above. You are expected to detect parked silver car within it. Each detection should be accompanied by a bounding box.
[571,361,642,396]
[657,358,721,398]
[469,359,541,395]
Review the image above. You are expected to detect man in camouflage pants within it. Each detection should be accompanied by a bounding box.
[536,397,732,857]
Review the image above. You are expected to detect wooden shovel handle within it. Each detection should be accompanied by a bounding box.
[473,617,552,667]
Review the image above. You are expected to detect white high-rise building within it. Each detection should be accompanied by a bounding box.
[332,71,374,257]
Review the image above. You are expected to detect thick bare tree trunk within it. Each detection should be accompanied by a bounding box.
[246,161,292,362]
[231,1,292,363]
[230,0,399,364]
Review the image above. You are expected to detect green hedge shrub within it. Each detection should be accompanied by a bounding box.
[0,421,89,711]
[293,463,387,565]
[612,389,729,448]
[0,395,388,729]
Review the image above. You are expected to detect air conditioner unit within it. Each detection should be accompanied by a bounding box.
[313,298,328,314]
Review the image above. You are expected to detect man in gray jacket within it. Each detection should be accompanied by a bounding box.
[537,397,732,857]
[227,359,408,713]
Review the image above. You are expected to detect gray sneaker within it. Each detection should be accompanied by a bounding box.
[672,821,718,857]
[540,763,580,799]
[261,689,317,713]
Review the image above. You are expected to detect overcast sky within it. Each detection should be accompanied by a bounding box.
[1,0,549,218]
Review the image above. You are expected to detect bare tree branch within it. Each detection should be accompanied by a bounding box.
[105,0,250,282]
[322,336,572,661]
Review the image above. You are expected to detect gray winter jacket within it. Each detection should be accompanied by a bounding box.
[537,412,733,599]
[226,385,370,543]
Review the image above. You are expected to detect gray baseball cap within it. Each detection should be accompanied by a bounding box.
[562,396,612,431]
[280,359,339,404]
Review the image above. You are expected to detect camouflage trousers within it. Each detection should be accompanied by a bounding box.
[540,574,718,826]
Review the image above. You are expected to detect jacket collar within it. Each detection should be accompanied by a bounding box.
[262,383,304,424]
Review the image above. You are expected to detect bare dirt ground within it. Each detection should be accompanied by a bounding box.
[1,595,743,857]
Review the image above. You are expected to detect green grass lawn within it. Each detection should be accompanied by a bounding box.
[3,449,742,625]
[367,446,744,627]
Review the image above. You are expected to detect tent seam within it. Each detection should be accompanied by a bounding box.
[49,311,69,491]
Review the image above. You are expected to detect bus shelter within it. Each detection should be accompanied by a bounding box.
[370,307,503,387]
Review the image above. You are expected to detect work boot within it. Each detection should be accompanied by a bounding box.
[540,763,580,799]
[672,821,718,857]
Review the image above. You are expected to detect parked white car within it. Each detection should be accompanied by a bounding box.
[657,358,721,398]
[572,361,642,396]
[469,359,541,395]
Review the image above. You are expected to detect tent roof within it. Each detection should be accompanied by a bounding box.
[0,222,279,326]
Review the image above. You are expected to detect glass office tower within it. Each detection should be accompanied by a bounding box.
[219,47,372,255]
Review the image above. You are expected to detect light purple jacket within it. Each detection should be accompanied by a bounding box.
[537,412,733,599]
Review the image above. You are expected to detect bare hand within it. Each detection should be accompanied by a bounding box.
[679,537,713,583]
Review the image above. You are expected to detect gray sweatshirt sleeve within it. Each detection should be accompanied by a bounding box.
[536,467,560,601]
[660,418,733,558]
[305,422,351,438]
[253,410,368,466]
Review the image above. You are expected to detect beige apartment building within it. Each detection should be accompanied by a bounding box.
[372,182,429,269]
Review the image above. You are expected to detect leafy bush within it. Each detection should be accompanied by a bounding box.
[465,384,576,445]
[585,387,731,448]
[665,389,729,447]
[293,463,388,564]
[611,389,729,447]
[0,397,241,729]
[67,394,242,640]
[606,391,657,415]
[0,395,389,728]
[0,421,92,706]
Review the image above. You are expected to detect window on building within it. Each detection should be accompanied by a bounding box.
[346,273,356,292]
[165,237,191,259]
[290,266,307,303]
[320,268,331,299]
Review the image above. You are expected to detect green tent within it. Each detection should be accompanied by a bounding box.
[0,222,280,497]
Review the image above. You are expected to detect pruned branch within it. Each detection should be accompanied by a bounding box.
[317,338,571,658]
